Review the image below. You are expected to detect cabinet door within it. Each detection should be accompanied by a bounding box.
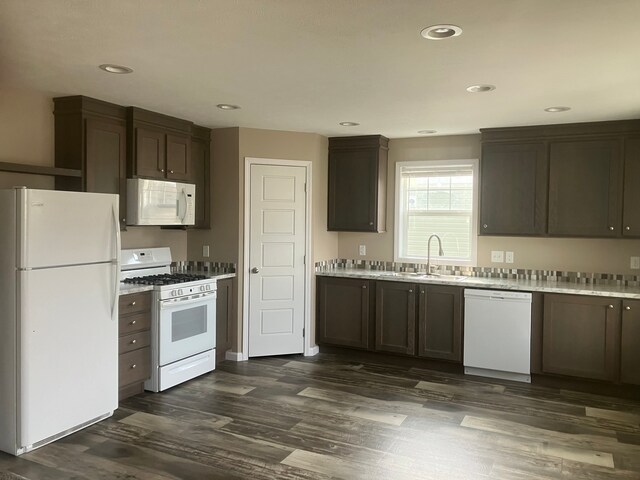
[135,127,166,179]
[417,285,462,362]
[328,148,379,232]
[216,278,233,363]
[316,277,371,349]
[375,281,416,355]
[191,137,210,228]
[621,300,640,385]
[85,118,127,229]
[548,139,623,236]
[622,138,640,237]
[542,294,621,381]
[480,142,547,235]
[166,133,192,182]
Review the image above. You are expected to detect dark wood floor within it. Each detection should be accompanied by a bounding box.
[2,352,640,479]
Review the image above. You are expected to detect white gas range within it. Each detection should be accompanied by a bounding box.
[121,247,216,392]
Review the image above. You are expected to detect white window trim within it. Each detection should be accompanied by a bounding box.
[394,158,479,266]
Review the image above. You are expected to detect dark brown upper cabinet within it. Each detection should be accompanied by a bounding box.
[480,142,548,235]
[548,139,623,237]
[622,138,640,237]
[328,135,388,232]
[316,276,372,350]
[542,294,621,382]
[127,107,193,183]
[375,281,416,355]
[191,125,211,229]
[417,285,463,362]
[621,299,640,385]
[54,96,128,230]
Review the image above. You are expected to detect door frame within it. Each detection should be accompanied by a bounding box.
[242,157,317,359]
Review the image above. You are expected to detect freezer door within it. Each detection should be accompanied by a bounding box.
[18,263,118,448]
[18,189,119,269]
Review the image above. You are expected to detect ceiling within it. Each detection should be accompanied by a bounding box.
[2,0,640,138]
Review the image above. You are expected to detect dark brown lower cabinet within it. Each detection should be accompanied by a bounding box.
[542,294,621,381]
[417,285,463,362]
[216,278,234,363]
[375,281,416,355]
[317,276,372,349]
[118,291,152,400]
[621,299,640,385]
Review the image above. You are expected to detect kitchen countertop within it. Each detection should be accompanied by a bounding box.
[119,272,236,296]
[316,268,640,300]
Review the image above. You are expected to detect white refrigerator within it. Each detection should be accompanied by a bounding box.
[0,187,120,456]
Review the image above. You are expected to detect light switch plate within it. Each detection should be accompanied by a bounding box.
[505,251,514,264]
[631,256,640,269]
[203,245,210,257]
[359,245,366,256]
[491,250,504,263]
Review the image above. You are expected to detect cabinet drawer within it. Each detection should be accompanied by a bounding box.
[119,331,151,355]
[119,292,152,316]
[119,311,151,335]
[119,347,151,388]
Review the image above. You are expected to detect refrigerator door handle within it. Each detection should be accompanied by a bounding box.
[111,203,121,321]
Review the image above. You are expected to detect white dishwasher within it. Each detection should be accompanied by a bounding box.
[463,289,532,383]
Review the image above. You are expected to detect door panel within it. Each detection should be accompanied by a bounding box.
[166,133,191,181]
[249,164,306,357]
[418,285,463,362]
[622,138,640,236]
[20,189,118,269]
[135,128,165,179]
[375,281,416,355]
[621,300,640,385]
[19,264,118,446]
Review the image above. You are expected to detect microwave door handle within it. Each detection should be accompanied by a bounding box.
[179,189,188,223]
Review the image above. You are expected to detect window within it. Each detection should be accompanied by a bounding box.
[394,159,478,265]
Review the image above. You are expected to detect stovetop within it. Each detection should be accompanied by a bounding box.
[122,273,208,286]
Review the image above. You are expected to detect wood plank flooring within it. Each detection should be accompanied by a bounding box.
[2,352,640,479]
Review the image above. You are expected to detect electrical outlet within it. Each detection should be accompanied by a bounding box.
[505,251,514,264]
[631,256,640,269]
[359,244,366,256]
[203,245,210,258]
[491,250,504,263]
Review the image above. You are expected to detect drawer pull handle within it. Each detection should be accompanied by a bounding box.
[625,306,631,310]
[130,320,137,325]
[131,339,137,344]
[131,364,137,369]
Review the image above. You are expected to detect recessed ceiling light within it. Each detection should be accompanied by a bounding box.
[417,130,437,135]
[420,24,462,40]
[544,106,571,112]
[98,64,133,74]
[339,122,360,126]
[466,84,496,93]
[216,104,241,110]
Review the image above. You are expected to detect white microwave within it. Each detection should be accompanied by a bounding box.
[127,178,195,226]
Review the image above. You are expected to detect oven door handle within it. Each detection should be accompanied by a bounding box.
[161,292,216,309]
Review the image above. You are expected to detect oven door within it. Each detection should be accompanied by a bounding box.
[159,292,216,366]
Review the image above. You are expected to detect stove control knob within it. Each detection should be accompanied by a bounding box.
[200,286,205,292]
[178,289,183,296]
[171,290,177,297]
[207,285,211,291]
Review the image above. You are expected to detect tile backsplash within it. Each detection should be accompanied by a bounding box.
[172,261,236,274]
[315,259,640,287]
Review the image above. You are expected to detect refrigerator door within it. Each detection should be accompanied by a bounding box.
[18,189,119,269]
[18,263,118,448]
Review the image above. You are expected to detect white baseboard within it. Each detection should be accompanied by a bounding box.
[304,345,320,357]
[224,350,247,362]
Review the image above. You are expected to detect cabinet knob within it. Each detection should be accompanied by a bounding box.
[121,218,126,222]
[362,285,367,289]
[483,224,488,229]
[609,226,614,231]
[626,226,631,231]
[130,301,136,306]
[608,304,614,309]
[420,290,425,294]
[625,306,631,310]
[170,170,174,174]
[131,364,137,369]
[130,320,137,325]
[131,339,137,344]
[409,289,413,293]
[160,169,165,173]
[369,222,374,226]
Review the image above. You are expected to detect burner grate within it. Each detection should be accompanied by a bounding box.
[123,273,207,286]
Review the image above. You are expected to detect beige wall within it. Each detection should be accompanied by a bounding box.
[121,227,188,260]
[337,134,640,275]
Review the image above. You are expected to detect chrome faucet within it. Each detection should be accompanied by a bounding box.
[426,234,444,274]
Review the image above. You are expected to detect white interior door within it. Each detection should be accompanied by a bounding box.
[249,164,306,357]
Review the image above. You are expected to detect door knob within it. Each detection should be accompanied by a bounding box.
[251,267,260,274]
